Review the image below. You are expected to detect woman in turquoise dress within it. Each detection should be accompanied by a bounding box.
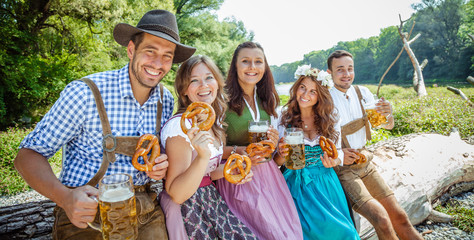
[216,42,303,240]
[275,65,360,240]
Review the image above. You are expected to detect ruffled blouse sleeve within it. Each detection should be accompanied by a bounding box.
[160,115,193,151]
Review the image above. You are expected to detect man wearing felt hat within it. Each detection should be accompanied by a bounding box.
[14,9,195,239]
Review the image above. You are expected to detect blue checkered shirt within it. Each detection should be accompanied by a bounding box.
[20,64,174,187]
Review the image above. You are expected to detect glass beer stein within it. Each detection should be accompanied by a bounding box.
[283,128,306,170]
[248,120,269,143]
[89,173,138,240]
[364,96,388,129]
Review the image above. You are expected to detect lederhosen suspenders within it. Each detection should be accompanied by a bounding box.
[340,86,371,149]
[80,78,163,187]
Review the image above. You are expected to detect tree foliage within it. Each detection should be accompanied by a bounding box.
[0,0,252,129]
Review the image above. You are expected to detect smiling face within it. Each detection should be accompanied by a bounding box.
[327,56,355,92]
[296,77,319,110]
[127,33,176,89]
[184,63,218,104]
[235,48,266,88]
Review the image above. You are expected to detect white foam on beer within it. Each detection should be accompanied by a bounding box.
[101,188,134,202]
[249,125,268,133]
[285,135,303,144]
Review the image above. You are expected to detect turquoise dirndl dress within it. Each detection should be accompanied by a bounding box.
[282,142,360,240]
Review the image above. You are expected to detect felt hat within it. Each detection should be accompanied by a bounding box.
[113,9,196,63]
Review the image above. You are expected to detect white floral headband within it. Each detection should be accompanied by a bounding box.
[294,64,334,89]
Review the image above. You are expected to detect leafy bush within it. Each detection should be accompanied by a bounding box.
[0,127,62,195]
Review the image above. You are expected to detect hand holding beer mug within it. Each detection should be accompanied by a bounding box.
[248,120,269,143]
[89,173,138,240]
[364,95,389,128]
[279,128,305,170]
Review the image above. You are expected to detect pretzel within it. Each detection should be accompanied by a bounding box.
[223,153,252,184]
[180,102,216,134]
[319,136,338,159]
[246,140,275,159]
[354,152,367,164]
[132,134,160,172]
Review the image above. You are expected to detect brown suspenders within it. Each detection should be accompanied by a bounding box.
[340,86,371,149]
[80,78,163,186]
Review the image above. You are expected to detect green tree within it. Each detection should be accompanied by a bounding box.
[412,0,470,78]
[173,0,253,78]
[0,0,174,129]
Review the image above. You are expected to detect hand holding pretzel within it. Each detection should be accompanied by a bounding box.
[180,102,216,134]
[319,136,338,159]
[246,140,276,159]
[132,134,160,172]
[223,153,252,184]
[354,152,367,164]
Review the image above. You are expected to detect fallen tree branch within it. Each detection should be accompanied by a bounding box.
[467,76,474,86]
[447,86,474,107]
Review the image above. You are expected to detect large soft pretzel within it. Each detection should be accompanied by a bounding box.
[223,153,252,184]
[319,136,338,159]
[246,140,275,159]
[354,152,367,164]
[180,102,216,134]
[132,134,160,172]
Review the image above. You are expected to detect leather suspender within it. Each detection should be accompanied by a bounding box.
[340,86,371,149]
[80,78,163,186]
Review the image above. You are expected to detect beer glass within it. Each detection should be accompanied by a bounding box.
[283,128,306,170]
[248,120,269,143]
[364,96,388,128]
[89,173,138,240]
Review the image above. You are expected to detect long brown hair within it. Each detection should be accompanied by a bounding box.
[174,55,228,143]
[280,75,339,142]
[225,41,279,117]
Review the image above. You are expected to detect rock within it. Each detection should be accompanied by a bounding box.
[358,132,474,239]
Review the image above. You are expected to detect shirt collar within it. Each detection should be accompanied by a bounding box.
[331,85,354,100]
[119,64,161,104]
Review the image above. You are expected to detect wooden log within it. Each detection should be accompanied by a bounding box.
[0,200,55,239]
[358,132,474,239]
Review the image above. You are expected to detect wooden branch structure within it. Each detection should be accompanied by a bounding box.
[413,59,428,92]
[398,14,427,97]
[376,20,416,97]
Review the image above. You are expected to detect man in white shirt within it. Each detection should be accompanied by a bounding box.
[327,50,423,240]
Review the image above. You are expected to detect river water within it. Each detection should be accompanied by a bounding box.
[275,83,292,96]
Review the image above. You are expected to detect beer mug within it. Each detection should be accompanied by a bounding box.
[364,96,388,128]
[248,120,269,143]
[283,128,306,170]
[89,173,138,240]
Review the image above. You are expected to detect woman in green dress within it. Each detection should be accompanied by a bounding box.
[216,41,303,240]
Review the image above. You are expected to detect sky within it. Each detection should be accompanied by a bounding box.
[216,0,422,66]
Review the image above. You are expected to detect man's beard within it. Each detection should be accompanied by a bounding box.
[335,81,352,90]
[130,58,163,89]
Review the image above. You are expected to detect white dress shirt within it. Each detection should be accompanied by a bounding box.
[330,85,375,149]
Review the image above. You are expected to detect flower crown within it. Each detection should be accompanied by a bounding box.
[294,64,334,89]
